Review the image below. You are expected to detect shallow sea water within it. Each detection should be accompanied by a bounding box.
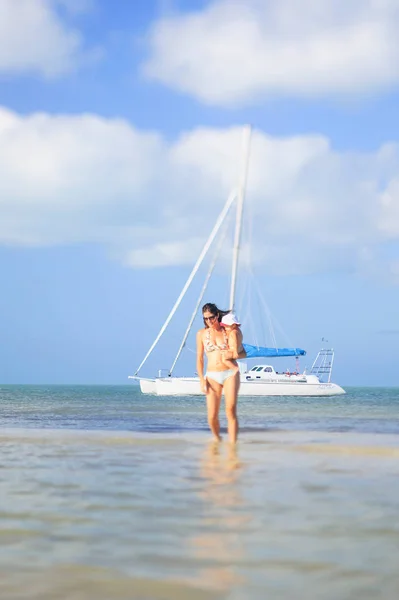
[0,386,398,599]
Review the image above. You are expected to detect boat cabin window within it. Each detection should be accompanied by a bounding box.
[263,367,273,372]
[250,366,264,372]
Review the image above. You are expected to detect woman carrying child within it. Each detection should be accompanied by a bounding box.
[196,303,246,444]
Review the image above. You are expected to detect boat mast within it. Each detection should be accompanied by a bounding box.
[229,125,252,310]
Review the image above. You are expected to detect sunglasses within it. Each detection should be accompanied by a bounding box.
[204,315,217,322]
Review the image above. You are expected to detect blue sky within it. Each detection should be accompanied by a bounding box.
[1,0,399,386]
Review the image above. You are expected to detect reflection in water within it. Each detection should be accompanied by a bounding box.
[188,442,250,592]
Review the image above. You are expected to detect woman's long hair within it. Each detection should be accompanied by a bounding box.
[202,303,231,328]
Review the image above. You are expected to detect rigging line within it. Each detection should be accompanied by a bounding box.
[182,346,196,355]
[239,160,271,350]
[267,303,295,349]
[246,280,257,347]
[262,285,294,348]
[241,175,288,348]
[240,255,270,349]
[238,252,261,348]
[169,212,233,375]
[252,272,266,348]
[236,269,253,345]
[244,196,262,347]
[134,188,237,376]
[237,191,251,317]
[237,268,248,322]
[233,177,250,340]
[246,265,280,348]
[243,249,274,347]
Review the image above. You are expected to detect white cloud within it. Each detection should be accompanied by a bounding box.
[1,106,399,279]
[124,238,207,268]
[379,178,399,237]
[143,0,399,105]
[0,0,93,77]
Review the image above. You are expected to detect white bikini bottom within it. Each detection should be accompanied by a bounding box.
[206,369,236,385]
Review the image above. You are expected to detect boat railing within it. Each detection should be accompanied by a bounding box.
[309,349,335,383]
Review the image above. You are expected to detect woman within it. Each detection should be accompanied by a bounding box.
[196,303,246,444]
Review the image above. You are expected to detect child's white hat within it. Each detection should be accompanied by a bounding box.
[221,312,241,326]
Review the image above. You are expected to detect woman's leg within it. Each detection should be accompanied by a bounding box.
[223,372,240,444]
[206,377,223,441]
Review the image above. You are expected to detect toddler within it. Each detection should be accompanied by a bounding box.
[220,312,243,375]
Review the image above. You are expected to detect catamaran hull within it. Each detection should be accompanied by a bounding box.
[140,377,345,397]
[139,378,158,394]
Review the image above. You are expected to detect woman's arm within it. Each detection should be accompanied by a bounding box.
[196,330,208,393]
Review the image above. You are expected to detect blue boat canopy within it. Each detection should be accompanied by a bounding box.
[243,344,306,358]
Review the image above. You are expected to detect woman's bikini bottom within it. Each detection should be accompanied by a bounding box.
[206,369,237,385]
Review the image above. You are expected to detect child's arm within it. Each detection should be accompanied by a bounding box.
[226,330,240,359]
[224,329,246,360]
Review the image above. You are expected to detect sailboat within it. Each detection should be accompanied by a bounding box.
[130,126,345,397]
